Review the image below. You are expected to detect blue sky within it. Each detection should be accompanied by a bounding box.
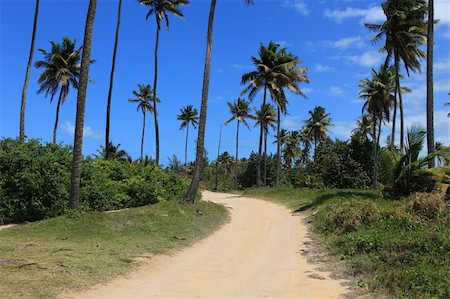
[1,0,449,165]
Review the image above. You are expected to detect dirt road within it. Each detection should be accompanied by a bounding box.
[61,191,349,299]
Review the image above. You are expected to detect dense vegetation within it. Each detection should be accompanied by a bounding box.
[0,138,189,224]
[243,188,450,298]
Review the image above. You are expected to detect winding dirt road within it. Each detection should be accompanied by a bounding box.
[62,191,349,299]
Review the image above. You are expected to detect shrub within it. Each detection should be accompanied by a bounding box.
[0,138,71,223]
[385,169,435,198]
[404,191,448,219]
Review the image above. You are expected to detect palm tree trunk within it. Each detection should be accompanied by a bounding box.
[185,124,189,166]
[256,87,267,188]
[184,0,216,204]
[69,0,97,210]
[276,107,281,187]
[214,124,222,191]
[263,128,267,186]
[141,111,146,161]
[394,52,404,150]
[20,0,40,140]
[152,23,161,165]
[53,89,63,144]
[391,90,397,147]
[426,0,435,168]
[372,115,378,188]
[105,0,123,159]
[235,120,240,189]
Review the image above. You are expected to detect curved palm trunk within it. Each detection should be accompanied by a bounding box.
[69,0,97,210]
[426,0,435,168]
[184,0,216,204]
[105,0,123,159]
[256,87,267,188]
[20,0,40,140]
[53,89,64,144]
[276,107,281,187]
[184,124,189,166]
[235,120,240,189]
[141,111,146,161]
[152,24,161,165]
[263,128,267,186]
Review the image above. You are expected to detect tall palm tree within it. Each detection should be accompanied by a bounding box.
[69,0,97,210]
[19,0,40,140]
[177,104,199,166]
[105,0,123,159]
[184,0,254,204]
[359,66,395,187]
[254,103,276,185]
[365,0,427,149]
[352,114,374,140]
[129,84,154,161]
[426,0,434,167]
[225,98,252,188]
[283,131,300,169]
[34,37,82,144]
[304,106,332,152]
[241,42,309,187]
[139,0,189,166]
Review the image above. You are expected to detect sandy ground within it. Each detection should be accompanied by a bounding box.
[0,224,16,230]
[60,191,349,299]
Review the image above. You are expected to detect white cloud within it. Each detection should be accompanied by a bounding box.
[330,86,344,96]
[284,0,310,16]
[324,6,384,23]
[231,64,251,70]
[315,64,335,72]
[62,121,103,139]
[331,120,354,139]
[435,56,450,73]
[339,50,383,68]
[331,36,365,49]
[281,118,300,129]
[277,40,293,48]
[436,0,450,25]
[302,87,313,95]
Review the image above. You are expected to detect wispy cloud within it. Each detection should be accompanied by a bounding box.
[231,63,251,70]
[315,64,335,73]
[283,0,310,16]
[304,36,365,51]
[324,6,384,23]
[336,50,383,68]
[277,40,293,48]
[62,121,103,139]
[330,86,344,96]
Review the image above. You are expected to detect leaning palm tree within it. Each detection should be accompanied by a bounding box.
[34,37,82,144]
[426,0,435,167]
[129,84,154,161]
[254,103,276,185]
[365,0,427,149]
[69,0,97,210]
[139,0,189,166]
[359,65,395,187]
[304,106,332,152]
[184,0,253,204]
[19,0,40,140]
[177,104,199,166]
[225,98,253,188]
[241,42,309,187]
[105,0,123,159]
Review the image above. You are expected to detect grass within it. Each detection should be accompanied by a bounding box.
[242,187,450,298]
[0,200,228,299]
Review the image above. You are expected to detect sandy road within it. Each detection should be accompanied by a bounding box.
[61,191,349,299]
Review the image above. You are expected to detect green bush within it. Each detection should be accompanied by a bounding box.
[0,139,71,223]
[0,138,189,223]
[384,169,435,198]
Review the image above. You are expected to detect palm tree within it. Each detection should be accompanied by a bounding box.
[184,0,254,204]
[254,103,276,185]
[105,0,123,159]
[69,0,97,210]
[95,142,129,161]
[177,104,199,166]
[139,0,189,166]
[225,98,252,188]
[129,84,154,161]
[359,66,395,187]
[19,0,40,140]
[241,42,309,187]
[35,37,82,144]
[283,131,300,168]
[304,106,332,152]
[426,0,435,167]
[352,114,374,140]
[365,0,427,149]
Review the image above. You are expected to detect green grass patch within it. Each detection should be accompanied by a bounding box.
[0,200,227,299]
[242,187,450,298]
